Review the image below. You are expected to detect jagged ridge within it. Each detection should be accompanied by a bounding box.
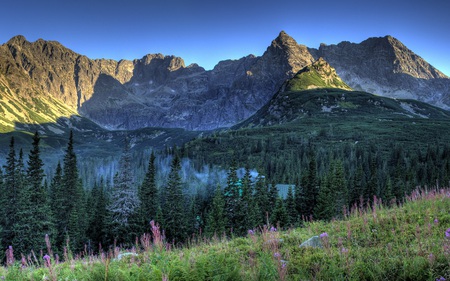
[0,31,449,132]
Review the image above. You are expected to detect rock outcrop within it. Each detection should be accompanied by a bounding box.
[311,36,450,108]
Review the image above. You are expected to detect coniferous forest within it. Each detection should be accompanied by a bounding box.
[1,128,450,260]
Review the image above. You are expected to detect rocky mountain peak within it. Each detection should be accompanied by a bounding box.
[272,31,298,48]
[6,35,28,46]
[261,31,315,77]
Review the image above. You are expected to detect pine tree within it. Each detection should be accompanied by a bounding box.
[294,177,306,221]
[254,174,269,225]
[366,151,378,204]
[138,151,159,233]
[163,154,187,243]
[271,197,288,228]
[384,177,394,205]
[56,131,86,251]
[86,179,108,253]
[108,138,140,243]
[223,161,240,233]
[205,185,226,237]
[333,160,348,218]
[303,148,318,218]
[285,185,297,226]
[235,168,256,235]
[268,180,279,209]
[2,137,17,248]
[13,132,56,255]
[314,170,335,221]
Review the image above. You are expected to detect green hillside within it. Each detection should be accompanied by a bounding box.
[284,57,352,92]
[1,187,448,280]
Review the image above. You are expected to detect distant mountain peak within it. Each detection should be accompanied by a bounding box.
[283,57,352,92]
[6,35,28,46]
[271,30,299,49]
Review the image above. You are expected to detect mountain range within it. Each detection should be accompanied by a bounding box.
[0,31,449,133]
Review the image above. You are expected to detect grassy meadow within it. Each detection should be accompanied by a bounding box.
[0,187,448,280]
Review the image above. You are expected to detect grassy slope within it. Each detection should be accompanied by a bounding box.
[1,188,449,280]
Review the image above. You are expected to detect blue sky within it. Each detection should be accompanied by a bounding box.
[1,0,449,76]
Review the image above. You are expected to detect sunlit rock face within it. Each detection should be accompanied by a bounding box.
[1,32,449,131]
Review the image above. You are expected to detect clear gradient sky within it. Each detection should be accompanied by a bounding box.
[1,0,449,76]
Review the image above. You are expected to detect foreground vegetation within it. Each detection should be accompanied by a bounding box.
[0,187,449,280]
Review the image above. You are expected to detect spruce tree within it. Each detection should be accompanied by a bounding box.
[2,137,17,247]
[223,162,240,233]
[366,151,378,204]
[271,197,288,228]
[333,160,348,217]
[205,185,226,237]
[268,180,279,209]
[235,168,256,235]
[86,179,108,252]
[108,138,140,244]
[163,154,187,243]
[58,131,86,251]
[254,174,269,225]
[285,185,297,226]
[314,170,335,221]
[303,148,318,218]
[294,177,306,221]
[13,132,55,255]
[138,151,159,233]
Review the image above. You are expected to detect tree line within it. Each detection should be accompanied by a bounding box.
[1,131,449,259]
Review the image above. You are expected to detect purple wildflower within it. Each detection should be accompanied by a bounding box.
[428,253,435,263]
[436,277,446,281]
[434,218,439,224]
[248,229,255,235]
[43,254,51,267]
[445,228,450,238]
[270,226,277,232]
[341,247,349,254]
[320,232,328,238]
[274,252,281,258]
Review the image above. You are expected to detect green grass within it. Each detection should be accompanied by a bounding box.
[0,188,448,280]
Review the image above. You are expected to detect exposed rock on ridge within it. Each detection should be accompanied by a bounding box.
[311,36,450,108]
[0,32,315,130]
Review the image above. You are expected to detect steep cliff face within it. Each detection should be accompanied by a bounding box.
[0,32,449,132]
[311,36,450,108]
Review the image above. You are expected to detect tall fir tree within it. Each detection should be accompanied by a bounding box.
[108,138,140,244]
[271,197,288,228]
[235,168,256,235]
[223,161,240,233]
[163,154,187,243]
[366,150,378,204]
[285,185,297,226]
[294,177,306,221]
[268,180,279,210]
[333,160,348,218]
[86,179,108,253]
[13,132,55,256]
[314,169,335,221]
[57,131,86,252]
[138,151,159,233]
[303,148,318,218]
[205,185,226,237]
[2,137,17,248]
[253,174,269,225]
